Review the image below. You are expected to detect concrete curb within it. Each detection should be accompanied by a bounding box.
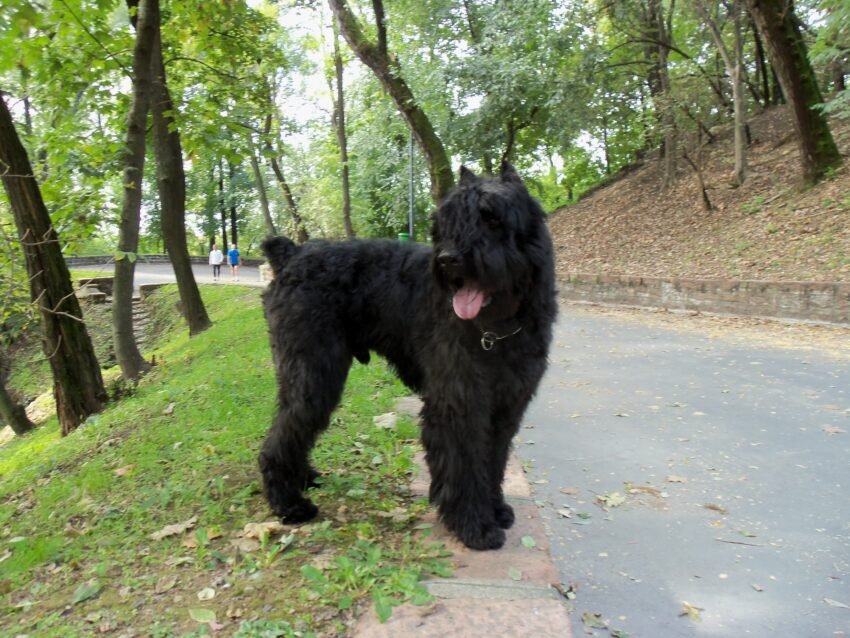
[351,398,573,637]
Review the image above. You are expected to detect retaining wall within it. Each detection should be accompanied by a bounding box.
[559,273,850,325]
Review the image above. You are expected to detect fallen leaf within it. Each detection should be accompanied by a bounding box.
[197,587,215,601]
[507,567,522,581]
[597,492,626,508]
[162,403,175,416]
[822,426,846,434]
[188,608,216,624]
[556,508,573,519]
[149,516,198,541]
[113,465,135,477]
[559,487,579,496]
[242,521,286,540]
[679,600,703,621]
[373,413,397,430]
[154,576,177,594]
[72,579,102,604]
[627,484,662,497]
[703,503,728,515]
[521,535,537,549]
[665,475,688,483]
[231,538,261,553]
[581,611,607,629]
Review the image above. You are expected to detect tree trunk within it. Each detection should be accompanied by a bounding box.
[0,376,36,435]
[698,0,747,186]
[148,3,211,336]
[330,0,454,203]
[0,96,106,435]
[217,159,228,248]
[228,162,239,248]
[269,155,309,243]
[114,0,157,381]
[332,25,355,239]
[751,17,771,108]
[744,0,842,185]
[249,148,277,236]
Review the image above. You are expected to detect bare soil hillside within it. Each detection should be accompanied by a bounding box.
[549,106,850,283]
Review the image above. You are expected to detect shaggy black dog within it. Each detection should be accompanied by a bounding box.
[260,162,557,550]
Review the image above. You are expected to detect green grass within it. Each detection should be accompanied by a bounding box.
[0,285,449,637]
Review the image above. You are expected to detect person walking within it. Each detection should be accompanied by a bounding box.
[209,244,224,281]
[227,243,242,282]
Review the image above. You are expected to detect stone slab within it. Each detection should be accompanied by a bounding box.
[351,597,572,638]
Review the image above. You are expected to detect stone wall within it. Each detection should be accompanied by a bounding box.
[559,273,850,325]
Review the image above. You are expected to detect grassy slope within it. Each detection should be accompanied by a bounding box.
[0,285,449,637]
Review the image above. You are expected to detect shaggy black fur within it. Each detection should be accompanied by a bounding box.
[260,162,557,550]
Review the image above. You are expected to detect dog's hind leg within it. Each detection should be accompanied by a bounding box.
[259,340,352,524]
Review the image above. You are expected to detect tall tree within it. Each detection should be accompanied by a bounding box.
[249,146,277,236]
[114,0,155,380]
[695,0,748,186]
[0,94,106,435]
[744,0,842,184]
[331,22,355,239]
[265,114,309,243]
[149,2,211,335]
[329,0,454,203]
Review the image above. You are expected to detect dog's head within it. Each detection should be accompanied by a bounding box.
[431,162,554,322]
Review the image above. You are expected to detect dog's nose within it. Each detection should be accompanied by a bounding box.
[437,250,462,270]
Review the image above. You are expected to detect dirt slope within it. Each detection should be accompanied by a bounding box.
[549,106,850,283]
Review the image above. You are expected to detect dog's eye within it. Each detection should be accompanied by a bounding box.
[480,207,501,230]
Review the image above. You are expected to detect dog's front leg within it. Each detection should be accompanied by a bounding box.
[421,399,506,550]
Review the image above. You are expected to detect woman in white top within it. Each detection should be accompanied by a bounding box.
[209,244,224,281]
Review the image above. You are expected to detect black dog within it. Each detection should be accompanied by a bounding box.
[260,162,557,550]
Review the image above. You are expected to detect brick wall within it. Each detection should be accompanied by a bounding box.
[559,274,850,325]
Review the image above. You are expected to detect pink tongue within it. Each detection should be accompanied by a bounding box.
[452,285,485,320]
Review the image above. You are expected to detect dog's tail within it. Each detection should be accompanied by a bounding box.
[262,236,299,276]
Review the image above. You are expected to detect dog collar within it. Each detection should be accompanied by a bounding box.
[480,326,522,351]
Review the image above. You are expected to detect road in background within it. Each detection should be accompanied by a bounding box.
[74,262,264,289]
[520,305,850,637]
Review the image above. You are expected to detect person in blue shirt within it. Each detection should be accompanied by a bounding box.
[227,243,242,281]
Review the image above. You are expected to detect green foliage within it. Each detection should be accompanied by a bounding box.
[1,0,845,248]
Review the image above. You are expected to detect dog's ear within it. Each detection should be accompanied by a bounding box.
[459,165,477,185]
[499,161,523,184]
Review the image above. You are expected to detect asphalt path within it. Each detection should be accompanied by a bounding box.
[519,306,850,637]
[74,261,264,289]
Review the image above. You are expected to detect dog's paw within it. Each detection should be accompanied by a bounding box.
[277,499,319,524]
[494,502,515,529]
[458,523,506,551]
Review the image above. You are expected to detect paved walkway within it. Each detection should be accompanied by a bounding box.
[519,305,850,637]
[74,261,266,290]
